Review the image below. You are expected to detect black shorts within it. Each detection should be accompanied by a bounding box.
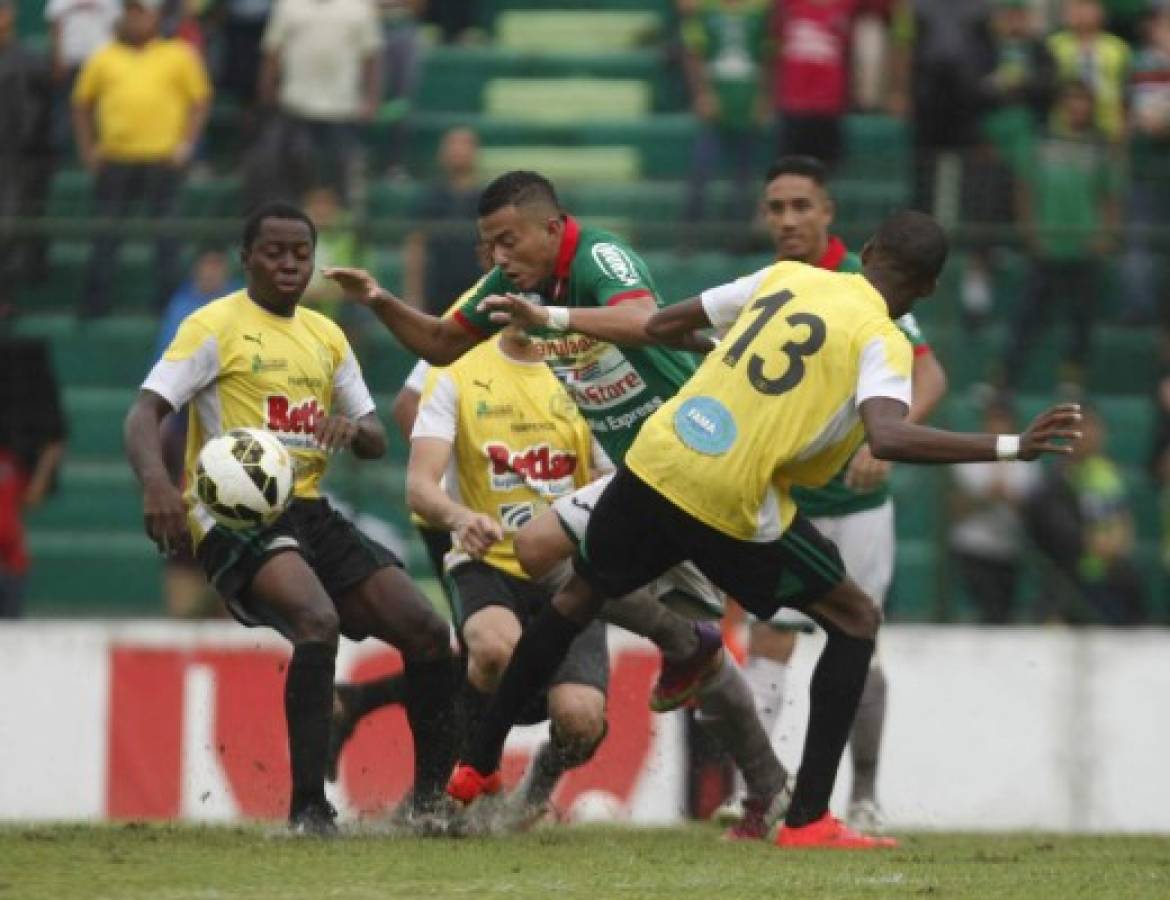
[196,497,402,638]
[416,524,453,581]
[447,559,610,709]
[574,467,845,621]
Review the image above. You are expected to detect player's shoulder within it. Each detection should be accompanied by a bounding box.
[181,290,249,333]
[576,225,649,283]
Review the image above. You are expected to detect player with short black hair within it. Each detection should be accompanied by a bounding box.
[716,156,948,833]
[448,210,1082,849]
[326,170,798,838]
[124,204,458,836]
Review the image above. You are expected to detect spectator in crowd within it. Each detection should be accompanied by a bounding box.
[1149,365,1170,573]
[1047,0,1132,143]
[889,0,997,214]
[380,1,426,176]
[961,0,1057,327]
[949,401,1042,623]
[72,0,212,319]
[46,0,120,145]
[154,246,236,618]
[772,0,884,169]
[1121,1,1170,325]
[0,0,53,316]
[0,339,67,619]
[302,185,364,323]
[1026,407,1148,625]
[216,0,272,109]
[680,0,772,227]
[252,0,382,206]
[403,126,481,315]
[998,79,1121,394]
[426,0,475,43]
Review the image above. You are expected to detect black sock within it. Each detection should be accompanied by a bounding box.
[785,630,875,828]
[465,606,584,775]
[341,674,409,719]
[285,641,337,817]
[458,676,492,762]
[404,655,459,809]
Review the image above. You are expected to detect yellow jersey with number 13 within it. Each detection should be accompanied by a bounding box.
[625,261,912,542]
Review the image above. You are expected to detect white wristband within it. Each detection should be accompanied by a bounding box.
[545,306,571,332]
[996,434,1021,461]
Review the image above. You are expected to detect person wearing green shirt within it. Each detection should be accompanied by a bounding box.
[325,169,797,842]
[713,156,948,835]
[679,0,772,224]
[999,78,1122,392]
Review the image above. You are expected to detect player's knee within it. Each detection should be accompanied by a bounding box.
[514,520,565,580]
[291,602,341,646]
[550,691,607,753]
[466,636,514,692]
[399,611,453,663]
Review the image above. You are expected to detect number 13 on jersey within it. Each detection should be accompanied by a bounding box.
[721,290,827,397]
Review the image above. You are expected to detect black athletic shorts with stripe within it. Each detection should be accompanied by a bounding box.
[447,559,609,724]
[574,467,845,621]
[196,497,402,641]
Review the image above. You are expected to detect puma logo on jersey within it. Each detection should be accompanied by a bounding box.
[243,332,263,346]
[473,378,494,394]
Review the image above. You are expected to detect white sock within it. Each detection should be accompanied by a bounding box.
[744,655,789,739]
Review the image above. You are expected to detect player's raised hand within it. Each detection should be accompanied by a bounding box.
[1019,404,1083,460]
[322,267,389,306]
[142,476,191,557]
[455,511,505,559]
[844,444,892,492]
[479,293,549,329]
[314,415,358,453]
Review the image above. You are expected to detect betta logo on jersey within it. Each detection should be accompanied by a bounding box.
[484,442,578,497]
[265,396,325,448]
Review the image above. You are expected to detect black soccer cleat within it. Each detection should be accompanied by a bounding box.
[289,799,339,837]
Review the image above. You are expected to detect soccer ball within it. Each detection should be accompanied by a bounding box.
[195,428,293,530]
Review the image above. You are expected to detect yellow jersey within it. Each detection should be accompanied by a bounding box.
[412,336,598,578]
[73,38,211,162]
[626,261,912,542]
[142,290,376,542]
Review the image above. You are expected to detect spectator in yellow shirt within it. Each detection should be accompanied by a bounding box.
[71,0,211,318]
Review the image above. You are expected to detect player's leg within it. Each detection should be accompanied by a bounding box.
[297,499,456,817]
[451,469,684,799]
[327,523,457,781]
[690,513,892,848]
[821,502,895,831]
[512,622,609,823]
[538,476,792,833]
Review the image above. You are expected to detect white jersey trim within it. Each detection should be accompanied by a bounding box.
[856,337,912,408]
[140,334,220,411]
[411,373,458,443]
[331,351,377,420]
[699,265,771,332]
[403,359,430,394]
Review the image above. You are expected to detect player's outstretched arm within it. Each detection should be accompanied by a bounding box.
[861,398,1083,464]
[323,267,480,365]
[406,437,503,558]
[480,293,665,347]
[642,297,717,351]
[124,390,189,554]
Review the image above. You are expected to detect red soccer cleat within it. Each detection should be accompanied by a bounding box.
[446,762,502,805]
[649,620,725,712]
[775,812,898,849]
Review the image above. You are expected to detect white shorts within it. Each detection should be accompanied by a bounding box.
[766,499,895,629]
[553,473,725,618]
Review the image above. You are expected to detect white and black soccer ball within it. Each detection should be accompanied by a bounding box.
[195,428,293,530]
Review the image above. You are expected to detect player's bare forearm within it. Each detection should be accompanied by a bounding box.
[907,350,947,424]
[390,386,421,444]
[862,398,1082,464]
[351,413,387,460]
[406,440,464,530]
[557,301,659,346]
[369,293,479,365]
[643,297,713,346]
[124,390,175,489]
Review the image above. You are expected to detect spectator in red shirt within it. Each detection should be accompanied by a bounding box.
[772,0,890,168]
